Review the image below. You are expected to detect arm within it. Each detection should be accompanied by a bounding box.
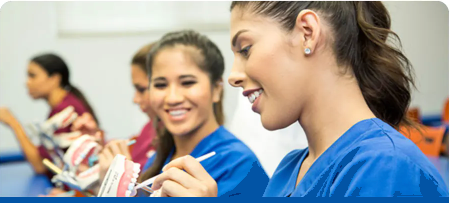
[0,108,46,174]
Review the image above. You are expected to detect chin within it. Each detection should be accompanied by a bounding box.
[29,94,40,100]
[165,124,190,137]
[261,114,294,131]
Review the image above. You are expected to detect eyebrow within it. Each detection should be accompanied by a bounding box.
[179,75,196,80]
[152,75,196,82]
[232,29,249,47]
[134,84,147,89]
[153,77,166,82]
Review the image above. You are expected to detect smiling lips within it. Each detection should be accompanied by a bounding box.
[243,88,264,104]
[165,108,191,121]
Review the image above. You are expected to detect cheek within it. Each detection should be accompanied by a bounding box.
[31,78,47,91]
[186,86,211,111]
[149,90,165,109]
[142,92,150,104]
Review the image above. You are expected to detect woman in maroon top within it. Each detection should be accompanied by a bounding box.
[0,53,99,176]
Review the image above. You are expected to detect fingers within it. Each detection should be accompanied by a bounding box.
[162,155,214,182]
[98,153,111,183]
[94,131,103,144]
[151,156,218,197]
[152,167,201,191]
[107,141,122,156]
[159,180,194,197]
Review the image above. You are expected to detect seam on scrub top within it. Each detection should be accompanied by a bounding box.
[370,119,396,150]
[300,123,378,196]
[370,120,433,176]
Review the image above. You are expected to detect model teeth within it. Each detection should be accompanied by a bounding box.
[125,190,131,197]
[132,173,139,178]
[133,164,141,173]
[128,183,135,190]
[131,178,137,183]
[248,89,263,104]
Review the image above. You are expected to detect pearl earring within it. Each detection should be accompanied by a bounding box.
[305,47,311,55]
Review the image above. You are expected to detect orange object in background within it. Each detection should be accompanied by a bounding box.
[407,107,421,123]
[400,125,446,157]
[443,98,449,123]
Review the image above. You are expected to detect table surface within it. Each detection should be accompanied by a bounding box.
[0,161,52,197]
[0,156,448,197]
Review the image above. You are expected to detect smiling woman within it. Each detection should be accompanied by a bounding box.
[136,30,269,197]
[147,1,448,197]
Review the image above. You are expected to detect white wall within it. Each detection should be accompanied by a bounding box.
[384,1,449,114]
[0,1,448,176]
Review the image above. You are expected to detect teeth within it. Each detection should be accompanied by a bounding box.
[169,110,187,117]
[248,89,263,104]
[131,178,137,183]
[125,190,131,197]
[75,157,82,165]
[133,164,141,173]
[128,183,135,190]
[132,173,139,178]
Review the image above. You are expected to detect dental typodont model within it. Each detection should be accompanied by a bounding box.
[28,106,79,167]
[98,152,216,197]
[51,135,102,192]
[97,154,141,197]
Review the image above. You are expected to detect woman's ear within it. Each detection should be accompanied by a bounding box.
[49,74,62,88]
[212,79,223,103]
[292,9,321,55]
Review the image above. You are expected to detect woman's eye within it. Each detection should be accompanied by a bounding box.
[238,45,252,58]
[182,81,197,86]
[153,83,167,89]
[137,87,147,93]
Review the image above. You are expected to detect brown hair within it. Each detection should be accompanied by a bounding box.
[131,43,156,71]
[138,30,225,184]
[231,1,415,128]
[31,53,100,125]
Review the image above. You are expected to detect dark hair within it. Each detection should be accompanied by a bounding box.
[138,30,225,183]
[31,53,99,124]
[131,42,156,73]
[230,1,415,128]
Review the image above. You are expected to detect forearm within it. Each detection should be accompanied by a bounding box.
[9,120,47,174]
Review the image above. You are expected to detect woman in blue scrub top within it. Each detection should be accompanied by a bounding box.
[137,30,269,197]
[150,2,449,197]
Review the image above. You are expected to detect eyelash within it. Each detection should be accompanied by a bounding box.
[153,81,196,89]
[238,45,252,58]
[182,81,196,86]
[136,87,147,93]
[154,83,167,89]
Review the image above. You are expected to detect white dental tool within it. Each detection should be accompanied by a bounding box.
[130,151,216,197]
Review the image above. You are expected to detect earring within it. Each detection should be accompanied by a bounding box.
[305,47,311,55]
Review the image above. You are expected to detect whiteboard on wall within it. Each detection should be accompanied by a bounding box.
[55,1,232,37]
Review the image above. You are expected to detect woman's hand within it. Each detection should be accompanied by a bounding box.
[98,140,132,183]
[71,113,99,136]
[0,107,18,127]
[151,155,218,197]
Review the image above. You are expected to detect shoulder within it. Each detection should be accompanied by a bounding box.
[56,93,89,116]
[343,119,440,173]
[211,127,259,161]
[332,134,448,196]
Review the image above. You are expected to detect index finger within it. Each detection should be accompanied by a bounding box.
[162,155,213,182]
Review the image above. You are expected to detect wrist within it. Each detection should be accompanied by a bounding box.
[7,118,20,129]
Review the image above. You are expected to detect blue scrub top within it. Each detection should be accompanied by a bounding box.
[143,126,269,197]
[264,118,449,197]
